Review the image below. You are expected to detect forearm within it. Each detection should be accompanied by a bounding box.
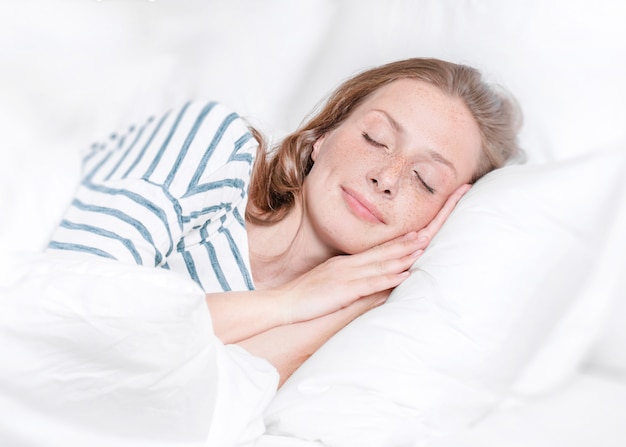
[205,290,286,344]
[237,297,381,387]
[206,233,425,345]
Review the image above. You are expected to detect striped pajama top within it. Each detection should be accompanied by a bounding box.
[47,101,258,293]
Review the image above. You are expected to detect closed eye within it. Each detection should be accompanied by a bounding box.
[414,170,435,194]
[362,132,386,148]
[364,132,435,194]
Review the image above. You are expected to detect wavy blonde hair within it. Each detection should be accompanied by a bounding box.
[246,57,522,225]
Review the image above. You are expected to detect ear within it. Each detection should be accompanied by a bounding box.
[311,134,326,162]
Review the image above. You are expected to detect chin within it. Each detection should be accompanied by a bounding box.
[314,215,388,255]
[334,235,382,255]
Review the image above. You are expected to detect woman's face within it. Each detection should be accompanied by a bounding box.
[303,78,482,254]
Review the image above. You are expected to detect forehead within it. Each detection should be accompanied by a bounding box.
[353,79,482,183]
[357,78,467,120]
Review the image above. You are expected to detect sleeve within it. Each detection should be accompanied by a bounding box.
[47,100,259,292]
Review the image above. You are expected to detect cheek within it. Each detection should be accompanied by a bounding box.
[395,194,443,234]
[319,133,369,166]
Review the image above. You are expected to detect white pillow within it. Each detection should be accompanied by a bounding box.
[586,300,626,377]
[262,145,626,446]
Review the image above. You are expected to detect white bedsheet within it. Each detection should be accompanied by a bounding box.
[253,436,323,447]
[246,371,626,446]
[0,252,278,447]
[431,370,626,447]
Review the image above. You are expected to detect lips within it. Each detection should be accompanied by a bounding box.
[341,187,386,224]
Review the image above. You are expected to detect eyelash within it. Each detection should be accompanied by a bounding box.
[414,171,435,194]
[362,132,385,148]
[362,132,435,194]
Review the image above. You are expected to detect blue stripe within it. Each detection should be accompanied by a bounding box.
[183,177,245,197]
[163,101,217,189]
[85,149,114,182]
[48,241,116,260]
[80,180,175,258]
[182,202,230,225]
[143,178,185,236]
[229,151,254,165]
[104,123,147,181]
[71,198,164,266]
[200,236,231,292]
[177,239,202,289]
[185,112,239,193]
[218,223,253,290]
[58,219,143,264]
[229,132,255,163]
[143,102,192,180]
[83,143,105,167]
[122,115,162,179]
[232,206,245,228]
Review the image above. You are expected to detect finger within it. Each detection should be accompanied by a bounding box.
[351,290,390,312]
[347,233,424,267]
[353,248,422,280]
[419,183,471,240]
[351,270,411,298]
[324,242,419,284]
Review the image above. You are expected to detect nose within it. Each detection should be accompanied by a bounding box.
[368,157,405,197]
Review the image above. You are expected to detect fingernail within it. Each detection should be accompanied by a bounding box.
[411,249,424,258]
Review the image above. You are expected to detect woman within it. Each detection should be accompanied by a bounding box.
[48,58,522,386]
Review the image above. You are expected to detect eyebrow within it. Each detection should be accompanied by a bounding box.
[372,108,458,178]
[373,108,404,134]
[427,149,458,178]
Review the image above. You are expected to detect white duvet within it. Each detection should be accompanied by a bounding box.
[2,1,626,446]
[0,252,278,447]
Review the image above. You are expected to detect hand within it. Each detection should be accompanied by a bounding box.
[413,183,471,246]
[272,183,470,326]
[340,289,390,321]
[278,232,425,325]
[236,289,392,388]
[205,233,425,344]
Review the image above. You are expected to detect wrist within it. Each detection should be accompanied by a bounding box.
[270,287,296,327]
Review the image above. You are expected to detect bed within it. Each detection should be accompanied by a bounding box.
[1,1,625,446]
